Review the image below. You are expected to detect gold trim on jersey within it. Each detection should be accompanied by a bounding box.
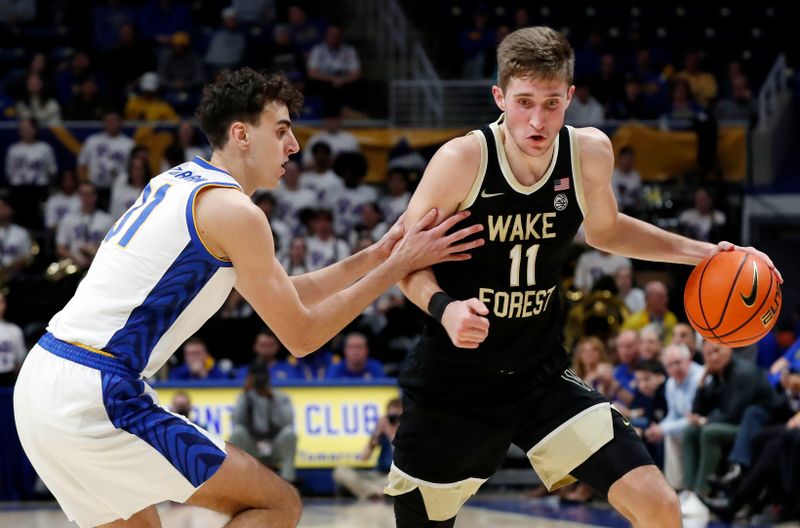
[384,463,488,521]
[458,131,488,211]
[489,114,560,195]
[567,126,587,217]
[69,341,116,359]
[526,402,613,490]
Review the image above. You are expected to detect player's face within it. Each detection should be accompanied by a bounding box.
[492,76,574,158]
[246,102,300,189]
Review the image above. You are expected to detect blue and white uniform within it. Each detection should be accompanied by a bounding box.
[14,157,241,528]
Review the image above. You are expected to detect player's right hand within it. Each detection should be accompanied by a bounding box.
[390,208,484,274]
[441,298,490,349]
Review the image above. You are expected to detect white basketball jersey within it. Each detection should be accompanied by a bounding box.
[48,157,241,377]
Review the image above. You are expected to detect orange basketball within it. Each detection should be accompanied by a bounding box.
[684,249,782,347]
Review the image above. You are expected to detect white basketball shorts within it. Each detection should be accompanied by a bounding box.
[13,334,227,528]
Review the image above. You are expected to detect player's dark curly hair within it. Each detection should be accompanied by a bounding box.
[196,68,304,150]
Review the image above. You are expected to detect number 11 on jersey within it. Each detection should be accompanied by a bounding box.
[509,243,540,287]
[104,183,172,248]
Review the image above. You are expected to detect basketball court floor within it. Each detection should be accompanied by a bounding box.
[0,494,772,527]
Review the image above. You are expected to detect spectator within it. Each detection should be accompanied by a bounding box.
[573,248,631,293]
[167,390,207,428]
[680,341,777,516]
[110,155,150,220]
[274,160,316,234]
[253,192,291,257]
[325,332,385,379]
[279,235,310,276]
[628,359,668,465]
[267,24,306,84]
[350,202,388,247]
[77,110,134,204]
[608,76,658,120]
[307,25,361,114]
[55,51,93,107]
[16,73,62,125]
[305,208,350,271]
[671,323,702,364]
[300,142,344,203]
[137,0,192,48]
[168,337,229,380]
[204,7,247,76]
[301,114,360,170]
[678,187,726,242]
[457,5,494,79]
[612,329,640,399]
[591,54,625,111]
[0,291,26,386]
[230,364,297,482]
[676,51,718,109]
[64,77,110,121]
[572,336,613,391]
[614,265,645,314]
[286,4,324,57]
[715,76,756,122]
[103,23,157,97]
[565,80,604,127]
[157,32,205,112]
[333,398,402,499]
[622,280,678,340]
[663,77,705,122]
[44,170,81,233]
[161,121,210,170]
[240,330,303,381]
[4,118,57,228]
[379,169,411,225]
[0,197,33,280]
[329,152,378,235]
[611,146,642,216]
[644,344,704,490]
[633,49,668,113]
[55,183,113,270]
[92,0,137,53]
[124,72,179,122]
[640,324,665,361]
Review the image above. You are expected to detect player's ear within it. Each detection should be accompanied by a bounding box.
[230,122,248,149]
[567,84,576,102]
[491,85,506,112]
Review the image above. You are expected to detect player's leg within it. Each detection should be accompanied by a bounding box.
[97,506,161,528]
[570,410,680,528]
[394,489,455,528]
[186,442,301,528]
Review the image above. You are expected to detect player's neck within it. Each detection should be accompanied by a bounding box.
[209,151,250,193]
[500,125,556,185]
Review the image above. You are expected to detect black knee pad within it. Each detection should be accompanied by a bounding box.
[393,488,456,528]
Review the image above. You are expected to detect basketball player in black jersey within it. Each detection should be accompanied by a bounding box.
[387,27,782,527]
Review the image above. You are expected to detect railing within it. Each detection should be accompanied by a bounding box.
[391,79,495,127]
[757,54,789,132]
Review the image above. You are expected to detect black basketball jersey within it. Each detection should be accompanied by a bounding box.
[420,117,585,380]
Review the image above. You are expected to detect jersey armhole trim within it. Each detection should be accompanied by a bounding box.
[458,131,488,211]
[568,126,588,217]
[186,182,240,267]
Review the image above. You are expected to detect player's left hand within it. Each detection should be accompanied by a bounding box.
[372,213,406,262]
[716,241,783,284]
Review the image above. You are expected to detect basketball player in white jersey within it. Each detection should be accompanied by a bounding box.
[13,68,483,528]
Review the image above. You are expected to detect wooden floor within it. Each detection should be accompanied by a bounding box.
[0,498,614,528]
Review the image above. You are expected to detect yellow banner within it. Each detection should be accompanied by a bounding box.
[156,384,400,469]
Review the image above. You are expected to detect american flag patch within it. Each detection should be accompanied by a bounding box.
[554,178,570,191]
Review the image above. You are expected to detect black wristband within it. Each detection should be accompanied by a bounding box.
[428,292,456,323]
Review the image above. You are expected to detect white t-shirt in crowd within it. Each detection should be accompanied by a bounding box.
[44,192,81,230]
[56,210,114,259]
[78,132,135,189]
[0,224,32,267]
[5,140,57,186]
[574,250,632,292]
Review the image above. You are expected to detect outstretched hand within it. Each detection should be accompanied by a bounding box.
[715,241,783,283]
[390,209,485,274]
[372,213,406,262]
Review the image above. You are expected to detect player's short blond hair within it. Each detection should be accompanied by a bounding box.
[496,26,574,91]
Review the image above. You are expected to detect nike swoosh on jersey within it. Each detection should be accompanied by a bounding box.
[480,190,504,198]
[740,260,758,307]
